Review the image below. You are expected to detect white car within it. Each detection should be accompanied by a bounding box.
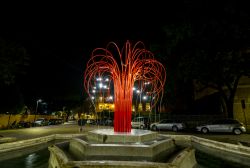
[196,119,246,135]
[34,118,47,126]
[131,117,150,129]
[150,119,186,132]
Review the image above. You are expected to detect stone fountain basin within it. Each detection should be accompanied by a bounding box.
[66,129,175,162]
[48,129,196,168]
[48,129,197,168]
[69,138,175,162]
[48,129,250,168]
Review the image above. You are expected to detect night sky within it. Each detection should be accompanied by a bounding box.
[0,9,166,110]
[0,1,248,112]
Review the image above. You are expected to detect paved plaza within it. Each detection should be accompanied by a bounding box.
[0,120,249,146]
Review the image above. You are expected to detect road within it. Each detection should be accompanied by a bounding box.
[0,121,249,146]
[0,121,110,140]
[160,130,250,146]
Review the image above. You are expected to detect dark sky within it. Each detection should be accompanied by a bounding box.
[23,26,162,100]
[0,10,166,107]
[1,0,248,109]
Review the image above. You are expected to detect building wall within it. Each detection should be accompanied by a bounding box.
[0,114,58,129]
[234,79,250,130]
[96,102,114,113]
[91,102,151,119]
[194,76,250,130]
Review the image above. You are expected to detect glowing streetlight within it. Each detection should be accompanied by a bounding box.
[34,99,42,122]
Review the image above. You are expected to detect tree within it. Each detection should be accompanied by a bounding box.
[0,37,30,113]
[150,23,194,114]
[182,47,250,118]
[153,2,250,118]
[178,12,250,118]
[0,37,29,85]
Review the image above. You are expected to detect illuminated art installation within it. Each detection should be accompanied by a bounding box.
[84,40,166,132]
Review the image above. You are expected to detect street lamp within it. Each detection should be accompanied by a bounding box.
[34,99,42,122]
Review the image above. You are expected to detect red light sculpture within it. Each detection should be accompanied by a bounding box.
[84,40,166,132]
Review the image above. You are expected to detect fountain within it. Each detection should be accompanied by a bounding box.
[48,40,197,168]
[84,40,166,133]
[0,41,249,168]
[46,40,250,168]
[1,132,249,168]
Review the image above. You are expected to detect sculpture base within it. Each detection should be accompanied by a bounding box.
[87,129,158,143]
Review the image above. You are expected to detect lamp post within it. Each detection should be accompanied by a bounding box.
[34,99,42,123]
[96,77,109,121]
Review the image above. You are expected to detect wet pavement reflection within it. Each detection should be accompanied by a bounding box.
[0,147,49,168]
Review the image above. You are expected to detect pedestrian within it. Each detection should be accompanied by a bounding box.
[78,119,85,132]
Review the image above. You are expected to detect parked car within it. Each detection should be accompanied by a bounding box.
[34,118,48,126]
[131,116,151,129]
[10,120,31,128]
[17,121,31,128]
[86,119,96,125]
[150,119,186,132]
[78,119,86,126]
[104,118,113,126]
[96,118,113,126]
[196,119,246,135]
[48,118,64,125]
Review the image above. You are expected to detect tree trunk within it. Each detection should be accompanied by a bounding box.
[226,99,234,119]
[223,75,241,119]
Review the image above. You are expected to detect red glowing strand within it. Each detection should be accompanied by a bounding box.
[84,40,166,132]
